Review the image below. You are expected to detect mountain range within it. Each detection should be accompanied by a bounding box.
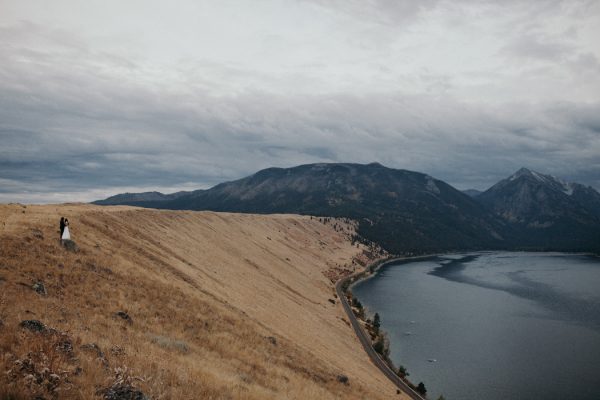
[94,163,600,253]
[478,168,600,250]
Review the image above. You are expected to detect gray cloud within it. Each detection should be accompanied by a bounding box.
[2,68,598,200]
[0,1,599,203]
[301,0,441,26]
[501,33,576,62]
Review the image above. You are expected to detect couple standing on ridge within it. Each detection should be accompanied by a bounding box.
[60,217,71,241]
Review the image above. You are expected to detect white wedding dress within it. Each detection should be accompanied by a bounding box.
[62,225,71,240]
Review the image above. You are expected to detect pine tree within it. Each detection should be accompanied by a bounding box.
[373,312,381,333]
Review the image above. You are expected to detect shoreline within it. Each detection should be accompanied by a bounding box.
[347,254,443,291]
[335,255,431,400]
[348,249,600,290]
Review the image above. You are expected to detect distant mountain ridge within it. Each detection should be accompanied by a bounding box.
[95,190,191,205]
[462,189,482,198]
[94,163,600,253]
[478,167,600,250]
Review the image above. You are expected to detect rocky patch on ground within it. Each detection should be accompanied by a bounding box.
[19,319,47,333]
[61,239,79,252]
[97,367,149,400]
[99,384,149,400]
[32,281,47,296]
[114,311,132,324]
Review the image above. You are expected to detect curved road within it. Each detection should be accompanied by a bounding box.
[335,262,427,400]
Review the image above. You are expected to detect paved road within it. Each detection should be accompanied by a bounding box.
[335,264,427,400]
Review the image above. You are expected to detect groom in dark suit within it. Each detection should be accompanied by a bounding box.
[60,217,65,240]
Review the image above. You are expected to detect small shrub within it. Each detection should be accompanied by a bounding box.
[5,329,76,398]
[150,335,189,354]
[97,367,148,400]
[372,333,390,359]
[396,365,409,378]
[336,374,349,385]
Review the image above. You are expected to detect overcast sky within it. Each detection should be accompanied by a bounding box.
[1,0,599,203]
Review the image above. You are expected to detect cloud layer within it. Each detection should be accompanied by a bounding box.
[1,0,599,203]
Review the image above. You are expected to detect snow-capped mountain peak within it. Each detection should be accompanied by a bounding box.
[508,167,574,195]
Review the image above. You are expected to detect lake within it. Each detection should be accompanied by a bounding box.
[351,252,600,400]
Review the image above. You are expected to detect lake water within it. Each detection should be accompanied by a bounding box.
[351,252,600,400]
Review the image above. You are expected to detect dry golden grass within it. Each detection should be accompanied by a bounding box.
[0,204,408,399]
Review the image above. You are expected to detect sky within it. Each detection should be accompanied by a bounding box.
[1,0,599,203]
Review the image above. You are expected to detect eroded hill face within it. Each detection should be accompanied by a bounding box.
[0,204,404,400]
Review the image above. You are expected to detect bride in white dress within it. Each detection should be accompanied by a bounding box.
[62,219,71,240]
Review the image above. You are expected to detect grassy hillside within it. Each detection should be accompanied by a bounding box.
[0,204,406,399]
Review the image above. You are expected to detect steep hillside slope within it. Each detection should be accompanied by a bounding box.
[95,162,508,253]
[0,204,405,399]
